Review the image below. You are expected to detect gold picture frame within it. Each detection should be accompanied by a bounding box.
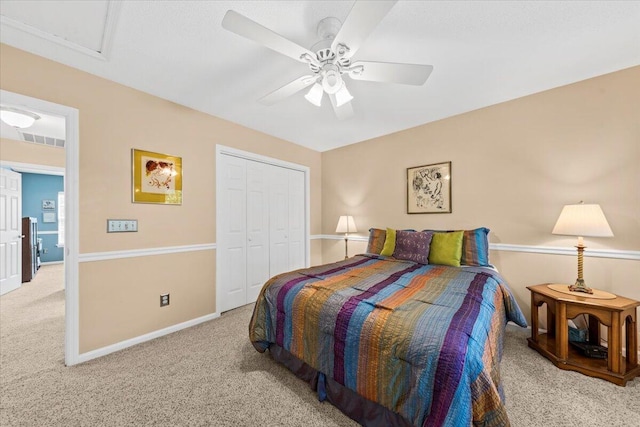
[132,149,182,205]
[407,161,452,214]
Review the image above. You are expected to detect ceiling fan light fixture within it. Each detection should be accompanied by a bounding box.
[334,83,353,107]
[0,107,41,129]
[322,65,342,94]
[304,83,324,107]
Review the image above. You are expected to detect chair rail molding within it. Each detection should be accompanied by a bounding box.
[79,243,216,262]
[310,235,639,261]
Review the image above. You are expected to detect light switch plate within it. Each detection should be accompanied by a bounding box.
[107,219,138,233]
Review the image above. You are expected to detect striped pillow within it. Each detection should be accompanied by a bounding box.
[422,227,490,266]
[461,227,490,267]
[366,228,387,255]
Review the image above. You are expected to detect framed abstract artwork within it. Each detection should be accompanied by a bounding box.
[132,149,182,205]
[407,161,451,214]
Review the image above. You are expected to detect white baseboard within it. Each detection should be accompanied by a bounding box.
[40,261,64,266]
[74,312,220,365]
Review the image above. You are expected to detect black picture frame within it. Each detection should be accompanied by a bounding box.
[407,161,452,214]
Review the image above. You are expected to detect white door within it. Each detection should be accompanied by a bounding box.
[0,168,22,295]
[219,155,247,312]
[246,160,270,303]
[269,166,290,277]
[288,169,305,271]
[269,167,305,276]
[217,149,308,313]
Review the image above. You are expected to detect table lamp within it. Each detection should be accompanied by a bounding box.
[336,215,357,259]
[551,202,613,294]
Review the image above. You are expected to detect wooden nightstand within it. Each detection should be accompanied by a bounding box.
[527,284,640,386]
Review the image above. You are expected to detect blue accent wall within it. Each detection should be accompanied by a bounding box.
[21,173,64,263]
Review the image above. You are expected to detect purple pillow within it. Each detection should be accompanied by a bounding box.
[393,230,433,264]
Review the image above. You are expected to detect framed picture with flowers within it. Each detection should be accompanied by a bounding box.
[132,149,182,205]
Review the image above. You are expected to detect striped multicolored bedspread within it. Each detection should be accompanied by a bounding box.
[249,254,527,426]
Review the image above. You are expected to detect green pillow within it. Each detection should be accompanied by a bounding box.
[380,228,397,257]
[428,231,464,267]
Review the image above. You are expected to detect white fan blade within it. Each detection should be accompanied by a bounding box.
[331,0,397,59]
[222,10,315,63]
[329,94,354,120]
[258,75,316,106]
[349,61,433,85]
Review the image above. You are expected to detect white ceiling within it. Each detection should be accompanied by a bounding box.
[1,1,639,152]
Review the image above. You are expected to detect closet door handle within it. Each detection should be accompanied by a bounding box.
[16,235,25,240]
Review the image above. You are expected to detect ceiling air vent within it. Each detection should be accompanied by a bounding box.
[21,132,65,148]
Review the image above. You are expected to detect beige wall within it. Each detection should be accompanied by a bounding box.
[0,137,65,167]
[322,67,640,349]
[3,41,637,355]
[79,251,216,353]
[0,44,322,353]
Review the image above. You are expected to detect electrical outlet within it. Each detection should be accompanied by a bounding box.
[160,293,170,307]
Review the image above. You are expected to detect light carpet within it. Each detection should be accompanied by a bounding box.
[1,264,638,426]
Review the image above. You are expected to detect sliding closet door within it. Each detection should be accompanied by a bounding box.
[218,155,247,312]
[245,160,270,303]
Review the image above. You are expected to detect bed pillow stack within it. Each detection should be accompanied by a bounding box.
[366,227,491,267]
[370,228,433,265]
[423,227,490,267]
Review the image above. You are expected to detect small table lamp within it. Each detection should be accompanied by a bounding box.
[552,202,613,294]
[336,215,357,259]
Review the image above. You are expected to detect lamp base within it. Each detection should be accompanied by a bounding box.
[344,236,349,259]
[568,279,593,294]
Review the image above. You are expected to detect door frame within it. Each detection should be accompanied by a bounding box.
[215,144,310,313]
[0,90,80,366]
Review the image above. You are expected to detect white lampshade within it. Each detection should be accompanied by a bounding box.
[304,83,323,107]
[0,107,40,129]
[552,203,613,237]
[334,83,353,107]
[335,215,357,233]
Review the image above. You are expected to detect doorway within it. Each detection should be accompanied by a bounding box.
[0,165,64,296]
[0,89,80,366]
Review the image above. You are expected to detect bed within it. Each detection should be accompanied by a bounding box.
[249,229,527,426]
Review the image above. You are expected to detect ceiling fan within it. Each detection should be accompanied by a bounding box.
[222,0,433,120]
